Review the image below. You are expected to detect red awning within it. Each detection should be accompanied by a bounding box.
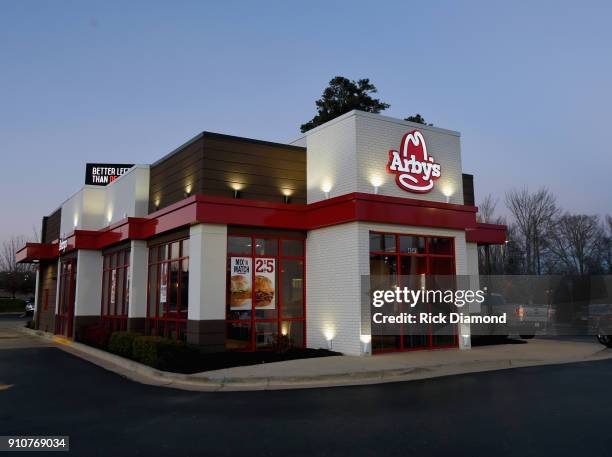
[465,223,507,245]
[16,242,59,263]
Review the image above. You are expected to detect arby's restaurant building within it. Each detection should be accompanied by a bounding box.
[17,110,505,356]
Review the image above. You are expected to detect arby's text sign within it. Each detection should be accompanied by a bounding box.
[386,130,441,193]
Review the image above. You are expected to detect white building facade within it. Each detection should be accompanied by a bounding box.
[18,111,505,356]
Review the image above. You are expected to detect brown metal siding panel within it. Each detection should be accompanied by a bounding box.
[462,173,475,207]
[148,137,205,213]
[42,208,61,243]
[148,132,307,212]
[201,135,306,204]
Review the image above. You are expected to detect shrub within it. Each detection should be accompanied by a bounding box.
[79,324,111,349]
[108,331,141,359]
[132,336,197,371]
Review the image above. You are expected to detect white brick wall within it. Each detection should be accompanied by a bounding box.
[306,222,363,355]
[305,114,357,203]
[305,221,470,355]
[355,112,464,205]
[305,221,469,355]
[302,110,465,205]
[59,165,149,237]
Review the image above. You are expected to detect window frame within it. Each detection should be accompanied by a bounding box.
[369,231,457,353]
[146,238,189,341]
[226,234,306,351]
[100,248,130,332]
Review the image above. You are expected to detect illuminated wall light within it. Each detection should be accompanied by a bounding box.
[73,215,78,228]
[370,175,383,194]
[183,183,193,198]
[321,181,332,199]
[154,196,161,210]
[281,322,289,336]
[282,188,292,204]
[230,182,243,199]
[442,186,454,203]
[107,210,113,224]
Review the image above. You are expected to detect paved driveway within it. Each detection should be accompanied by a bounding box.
[1,324,611,457]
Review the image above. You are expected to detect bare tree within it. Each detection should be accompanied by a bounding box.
[505,187,558,274]
[476,194,509,274]
[0,236,35,298]
[548,214,604,274]
[600,215,612,273]
[477,194,499,224]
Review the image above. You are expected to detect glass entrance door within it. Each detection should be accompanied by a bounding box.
[55,258,76,337]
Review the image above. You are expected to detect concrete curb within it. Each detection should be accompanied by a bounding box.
[19,326,612,392]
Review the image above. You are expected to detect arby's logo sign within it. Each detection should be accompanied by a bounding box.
[386,130,441,193]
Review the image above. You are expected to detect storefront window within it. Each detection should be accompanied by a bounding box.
[56,258,76,337]
[101,249,130,332]
[369,231,456,353]
[146,238,189,340]
[226,234,305,351]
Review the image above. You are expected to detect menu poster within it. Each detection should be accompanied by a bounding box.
[110,270,117,305]
[159,263,168,304]
[230,257,252,310]
[254,258,276,310]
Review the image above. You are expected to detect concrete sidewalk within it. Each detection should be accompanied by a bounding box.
[17,326,612,391]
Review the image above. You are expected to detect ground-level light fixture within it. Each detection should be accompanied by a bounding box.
[360,334,371,354]
[324,327,335,350]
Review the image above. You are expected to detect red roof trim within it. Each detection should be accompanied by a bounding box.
[18,194,505,261]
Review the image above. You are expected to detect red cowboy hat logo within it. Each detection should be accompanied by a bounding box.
[386,130,441,193]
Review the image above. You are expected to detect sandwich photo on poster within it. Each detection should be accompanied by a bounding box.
[254,258,276,310]
[230,257,252,310]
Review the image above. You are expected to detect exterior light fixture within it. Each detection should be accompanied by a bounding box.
[442,186,453,203]
[230,183,243,199]
[370,175,383,194]
[324,327,335,350]
[360,334,372,354]
[321,181,332,199]
[282,188,292,204]
[184,184,192,198]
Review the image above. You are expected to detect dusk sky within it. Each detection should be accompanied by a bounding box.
[1,0,611,246]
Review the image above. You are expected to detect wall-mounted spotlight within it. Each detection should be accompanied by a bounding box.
[370,175,383,195]
[442,186,454,204]
[183,184,192,198]
[230,183,243,199]
[282,188,292,204]
[321,181,332,199]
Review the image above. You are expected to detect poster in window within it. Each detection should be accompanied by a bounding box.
[159,263,168,304]
[126,268,130,306]
[110,270,117,306]
[230,257,252,310]
[254,258,276,310]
